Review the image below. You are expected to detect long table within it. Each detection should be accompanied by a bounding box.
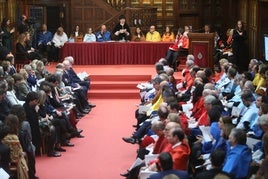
[61,42,172,65]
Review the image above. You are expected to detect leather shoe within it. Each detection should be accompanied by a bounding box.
[120,170,130,177]
[77,134,85,138]
[122,137,136,144]
[47,151,61,157]
[62,142,74,147]
[132,125,138,128]
[88,103,96,108]
[55,147,66,152]
[76,112,85,117]
[77,129,83,134]
[81,109,90,114]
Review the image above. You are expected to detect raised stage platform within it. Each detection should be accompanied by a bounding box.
[46,64,182,99]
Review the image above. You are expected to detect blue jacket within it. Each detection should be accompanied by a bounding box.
[95,31,111,42]
[202,122,221,154]
[223,144,252,179]
[37,31,53,45]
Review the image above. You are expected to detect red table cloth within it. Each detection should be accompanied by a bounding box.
[61,42,172,65]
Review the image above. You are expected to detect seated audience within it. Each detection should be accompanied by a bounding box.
[161,26,175,42]
[0,122,10,174]
[52,27,68,61]
[160,127,190,170]
[148,152,189,179]
[83,27,96,42]
[5,76,24,106]
[9,105,38,178]
[254,132,268,179]
[2,114,29,179]
[222,128,252,178]
[0,88,11,122]
[16,32,42,61]
[23,92,42,154]
[37,24,53,60]
[95,24,111,42]
[70,25,83,42]
[131,27,145,42]
[12,73,30,101]
[24,64,37,91]
[235,90,258,131]
[195,150,231,179]
[146,25,161,42]
[165,28,188,71]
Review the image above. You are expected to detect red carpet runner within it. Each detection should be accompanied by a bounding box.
[36,99,139,178]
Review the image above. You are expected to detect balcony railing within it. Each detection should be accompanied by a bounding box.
[104,0,126,10]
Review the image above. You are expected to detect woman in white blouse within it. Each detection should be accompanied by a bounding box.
[83,27,96,42]
[6,76,25,106]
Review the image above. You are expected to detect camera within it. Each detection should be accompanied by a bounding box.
[26,17,36,25]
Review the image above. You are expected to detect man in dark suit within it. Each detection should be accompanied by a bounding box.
[194,149,231,179]
[148,152,189,179]
[0,88,11,123]
[62,58,95,109]
[64,56,90,94]
[0,122,10,174]
[23,92,41,154]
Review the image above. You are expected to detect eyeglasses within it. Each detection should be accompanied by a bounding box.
[164,128,170,131]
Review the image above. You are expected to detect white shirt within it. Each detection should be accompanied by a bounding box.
[52,32,68,47]
[6,90,25,106]
[83,33,96,42]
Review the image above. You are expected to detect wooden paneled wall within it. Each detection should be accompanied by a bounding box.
[70,0,117,34]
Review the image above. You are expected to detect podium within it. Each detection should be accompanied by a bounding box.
[188,33,215,69]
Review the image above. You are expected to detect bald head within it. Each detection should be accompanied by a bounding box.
[164,121,181,137]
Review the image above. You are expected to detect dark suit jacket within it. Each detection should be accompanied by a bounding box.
[0,142,11,174]
[0,97,11,122]
[148,169,189,179]
[195,168,231,179]
[62,70,77,88]
[16,42,28,60]
[23,102,41,150]
[68,68,81,83]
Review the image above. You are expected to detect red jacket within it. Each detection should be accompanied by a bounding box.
[169,35,186,51]
[169,140,190,170]
[153,134,172,154]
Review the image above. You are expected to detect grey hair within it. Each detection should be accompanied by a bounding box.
[243,80,255,92]
[24,64,32,71]
[258,114,268,126]
[64,56,74,64]
[187,54,194,61]
[204,94,217,105]
[186,59,194,67]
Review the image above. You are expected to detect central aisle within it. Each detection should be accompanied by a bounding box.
[36,99,139,178]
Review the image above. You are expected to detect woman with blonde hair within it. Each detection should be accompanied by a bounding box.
[35,60,49,79]
[2,114,29,179]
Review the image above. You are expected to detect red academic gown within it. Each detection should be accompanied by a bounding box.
[153,134,172,154]
[169,140,190,170]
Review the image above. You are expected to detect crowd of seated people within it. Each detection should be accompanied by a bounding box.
[0,39,96,178]
[120,54,268,179]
